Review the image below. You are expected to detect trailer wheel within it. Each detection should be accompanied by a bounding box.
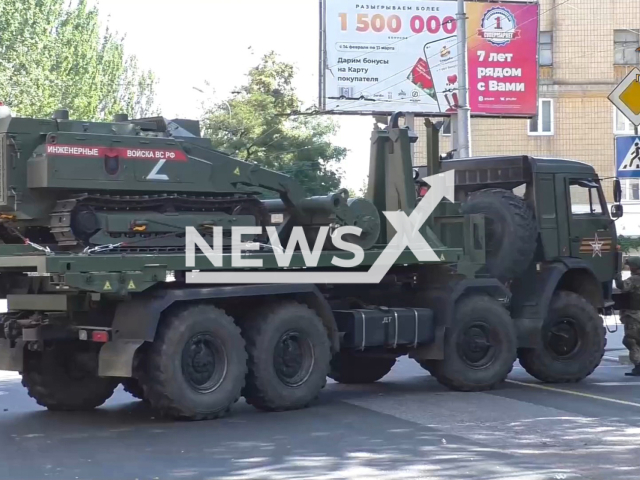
[517,291,606,383]
[328,352,396,384]
[22,343,119,411]
[242,302,331,412]
[462,188,537,281]
[140,304,247,420]
[427,295,517,391]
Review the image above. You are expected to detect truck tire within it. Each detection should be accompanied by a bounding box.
[426,294,517,391]
[242,301,332,412]
[461,188,537,281]
[328,352,396,384]
[140,304,247,420]
[22,343,119,411]
[517,291,606,383]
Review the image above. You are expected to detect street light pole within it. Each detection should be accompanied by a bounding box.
[455,0,471,158]
[221,100,232,117]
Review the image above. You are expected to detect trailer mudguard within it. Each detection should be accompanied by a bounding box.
[99,284,339,377]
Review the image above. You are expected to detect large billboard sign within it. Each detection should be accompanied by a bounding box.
[320,0,540,117]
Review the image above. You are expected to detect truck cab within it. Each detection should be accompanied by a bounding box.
[429,155,623,316]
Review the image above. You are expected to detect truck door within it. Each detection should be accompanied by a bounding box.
[566,176,615,281]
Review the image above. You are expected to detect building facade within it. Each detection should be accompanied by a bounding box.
[413,0,640,233]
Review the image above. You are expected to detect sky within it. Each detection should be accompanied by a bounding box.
[92,0,373,191]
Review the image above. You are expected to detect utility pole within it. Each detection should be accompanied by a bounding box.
[405,113,415,163]
[455,0,471,158]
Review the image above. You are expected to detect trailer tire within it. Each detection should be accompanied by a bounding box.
[517,291,606,383]
[462,188,537,281]
[22,343,119,411]
[426,295,517,392]
[242,302,332,412]
[328,353,396,384]
[140,304,247,421]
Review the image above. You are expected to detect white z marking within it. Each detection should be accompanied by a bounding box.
[146,159,169,181]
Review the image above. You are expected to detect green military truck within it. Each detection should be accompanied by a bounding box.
[0,109,622,420]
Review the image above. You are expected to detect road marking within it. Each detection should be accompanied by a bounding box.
[603,355,620,362]
[506,379,640,408]
[591,382,640,386]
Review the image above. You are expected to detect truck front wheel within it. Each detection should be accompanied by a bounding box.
[517,291,606,383]
[140,304,247,420]
[242,302,332,412]
[424,294,517,391]
[22,342,119,411]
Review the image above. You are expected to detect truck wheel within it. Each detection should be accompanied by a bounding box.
[141,304,247,420]
[328,352,396,384]
[517,291,606,383]
[461,188,537,281]
[427,295,517,392]
[242,302,332,412]
[22,343,119,411]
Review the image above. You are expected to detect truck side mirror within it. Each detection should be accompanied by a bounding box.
[611,203,623,219]
[614,178,622,204]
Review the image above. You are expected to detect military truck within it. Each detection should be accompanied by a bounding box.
[0,108,622,420]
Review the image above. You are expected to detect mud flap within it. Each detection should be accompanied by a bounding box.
[98,340,143,378]
[0,339,23,372]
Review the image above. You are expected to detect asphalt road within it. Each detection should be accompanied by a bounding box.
[0,326,639,480]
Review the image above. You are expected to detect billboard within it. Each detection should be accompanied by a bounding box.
[319,0,539,117]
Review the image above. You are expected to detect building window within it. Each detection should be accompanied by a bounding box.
[614,106,637,134]
[441,118,451,136]
[528,98,553,135]
[614,106,640,201]
[622,180,640,202]
[539,31,553,66]
[614,30,639,66]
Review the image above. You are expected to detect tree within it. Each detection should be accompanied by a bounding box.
[0,0,158,120]
[200,52,347,196]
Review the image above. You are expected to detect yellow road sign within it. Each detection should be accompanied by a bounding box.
[609,67,640,127]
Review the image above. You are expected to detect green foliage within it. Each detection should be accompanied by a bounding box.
[0,0,158,120]
[618,235,640,254]
[200,51,346,196]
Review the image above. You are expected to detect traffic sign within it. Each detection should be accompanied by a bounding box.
[609,68,640,127]
[615,135,640,177]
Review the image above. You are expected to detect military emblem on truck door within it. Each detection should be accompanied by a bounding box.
[579,233,611,257]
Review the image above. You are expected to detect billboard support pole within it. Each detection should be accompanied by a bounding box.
[455,0,471,158]
[405,113,415,162]
[319,0,326,110]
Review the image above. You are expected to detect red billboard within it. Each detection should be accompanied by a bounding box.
[467,2,540,117]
